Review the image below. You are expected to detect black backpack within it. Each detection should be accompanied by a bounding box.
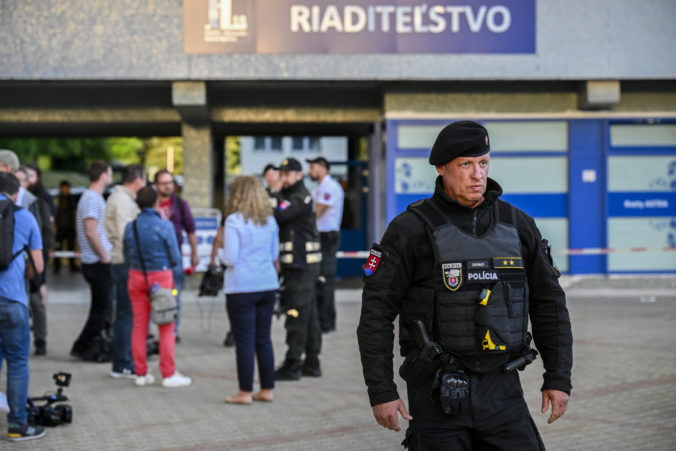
[0,198,32,271]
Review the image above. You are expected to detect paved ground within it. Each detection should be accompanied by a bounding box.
[1,272,675,450]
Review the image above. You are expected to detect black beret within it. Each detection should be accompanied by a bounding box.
[278,157,303,172]
[428,121,490,165]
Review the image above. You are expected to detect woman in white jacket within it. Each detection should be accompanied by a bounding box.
[219,176,280,404]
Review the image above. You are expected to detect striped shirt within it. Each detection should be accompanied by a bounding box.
[76,189,111,264]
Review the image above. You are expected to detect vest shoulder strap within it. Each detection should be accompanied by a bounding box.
[495,200,517,227]
[407,197,449,230]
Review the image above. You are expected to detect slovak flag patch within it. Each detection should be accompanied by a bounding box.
[279,200,291,210]
[364,249,382,277]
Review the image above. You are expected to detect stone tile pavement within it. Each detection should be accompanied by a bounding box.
[1,273,675,450]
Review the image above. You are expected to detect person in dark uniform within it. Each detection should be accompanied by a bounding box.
[273,158,323,381]
[357,121,573,450]
[53,180,78,273]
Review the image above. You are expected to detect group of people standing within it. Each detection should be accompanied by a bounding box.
[216,156,344,404]
[0,148,347,440]
[0,153,201,442]
[70,161,195,389]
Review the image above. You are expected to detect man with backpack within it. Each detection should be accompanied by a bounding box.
[0,171,45,441]
[15,165,53,356]
[0,151,52,356]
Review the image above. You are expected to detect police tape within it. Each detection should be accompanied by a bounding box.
[336,246,676,258]
[50,246,676,260]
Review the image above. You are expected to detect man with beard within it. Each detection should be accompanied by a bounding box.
[153,170,199,342]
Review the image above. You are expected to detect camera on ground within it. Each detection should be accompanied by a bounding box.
[27,372,73,427]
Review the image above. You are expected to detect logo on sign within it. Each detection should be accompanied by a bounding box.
[185,0,536,54]
[204,0,250,43]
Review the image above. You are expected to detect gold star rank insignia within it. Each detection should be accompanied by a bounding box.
[493,257,524,269]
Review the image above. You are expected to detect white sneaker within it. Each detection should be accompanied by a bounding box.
[110,369,136,379]
[162,372,192,388]
[135,373,155,386]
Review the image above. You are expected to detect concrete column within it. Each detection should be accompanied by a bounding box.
[181,122,213,208]
[368,121,386,244]
[172,81,213,208]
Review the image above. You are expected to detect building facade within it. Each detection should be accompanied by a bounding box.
[1,0,674,274]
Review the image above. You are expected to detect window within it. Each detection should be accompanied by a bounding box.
[270,137,282,151]
[292,137,304,151]
[309,137,320,152]
[610,124,676,147]
[254,137,266,151]
[397,121,568,152]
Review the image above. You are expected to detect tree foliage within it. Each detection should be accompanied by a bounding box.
[0,136,183,182]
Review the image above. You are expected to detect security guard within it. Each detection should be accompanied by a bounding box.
[357,121,573,450]
[274,158,323,380]
[307,156,344,333]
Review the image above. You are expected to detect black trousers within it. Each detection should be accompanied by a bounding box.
[282,265,321,363]
[405,370,545,451]
[72,262,113,355]
[317,231,340,332]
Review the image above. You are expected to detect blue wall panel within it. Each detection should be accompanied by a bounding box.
[568,120,605,274]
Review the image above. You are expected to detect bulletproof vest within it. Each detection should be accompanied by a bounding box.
[404,198,529,368]
[278,186,321,270]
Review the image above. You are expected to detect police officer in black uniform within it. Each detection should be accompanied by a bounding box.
[357,121,573,450]
[274,158,323,381]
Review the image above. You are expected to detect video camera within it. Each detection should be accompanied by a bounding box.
[198,264,224,297]
[27,372,73,427]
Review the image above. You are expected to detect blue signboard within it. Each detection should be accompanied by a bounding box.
[185,0,536,54]
[607,193,675,217]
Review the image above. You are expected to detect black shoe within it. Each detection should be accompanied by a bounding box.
[94,352,112,363]
[223,331,235,347]
[175,335,181,344]
[274,360,302,381]
[7,423,45,442]
[301,356,322,377]
[70,348,88,360]
[301,364,322,377]
[34,340,46,356]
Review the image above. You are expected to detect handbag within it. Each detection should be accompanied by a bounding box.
[133,220,177,325]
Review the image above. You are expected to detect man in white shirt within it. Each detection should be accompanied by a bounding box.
[307,157,344,333]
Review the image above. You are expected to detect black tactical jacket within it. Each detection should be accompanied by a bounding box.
[274,180,321,270]
[357,176,573,407]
